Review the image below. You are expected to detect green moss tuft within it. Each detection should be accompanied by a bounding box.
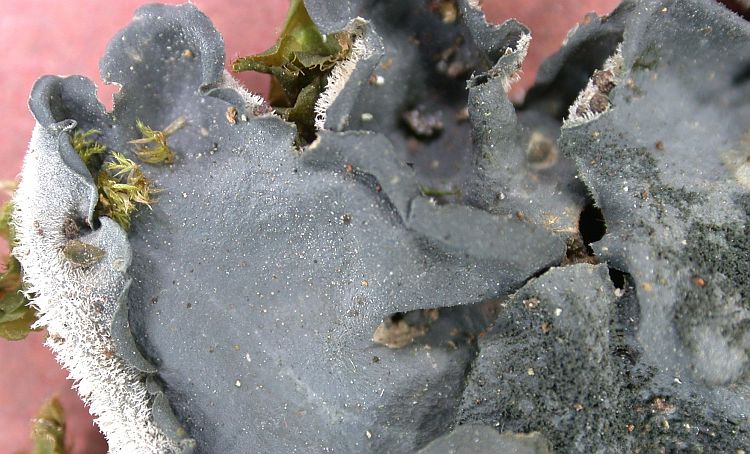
[95,152,157,231]
[71,129,159,231]
[70,129,106,173]
[128,117,185,165]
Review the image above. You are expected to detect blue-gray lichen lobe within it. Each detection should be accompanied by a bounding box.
[22,0,750,452]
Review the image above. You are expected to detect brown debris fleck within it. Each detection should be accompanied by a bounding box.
[649,397,676,414]
[368,74,384,86]
[589,93,611,114]
[592,70,615,94]
[62,217,80,239]
[226,106,238,124]
[372,318,427,349]
[33,220,44,237]
[251,103,275,116]
[455,107,470,123]
[526,131,559,169]
[434,0,458,23]
[402,108,444,138]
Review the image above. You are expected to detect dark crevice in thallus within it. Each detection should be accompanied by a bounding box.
[373,299,501,351]
[372,251,566,352]
[560,200,606,266]
[719,0,750,20]
[579,202,606,254]
[733,61,750,86]
[373,297,506,448]
[610,270,640,370]
[371,252,593,446]
[608,266,627,290]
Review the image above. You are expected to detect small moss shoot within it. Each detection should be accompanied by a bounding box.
[232,0,352,144]
[419,186,461,205]
[18,396,69,454]
[0,182,38,341]
[128,116,185,165]
[96,152,157,231]
[70,129,106,173]
[71,129,159,231]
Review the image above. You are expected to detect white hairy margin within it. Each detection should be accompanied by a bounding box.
[219,69,266,112]
[13,122,179,454]
[314,19,370,130]
[564,44,624,128]
[501,32,532,93]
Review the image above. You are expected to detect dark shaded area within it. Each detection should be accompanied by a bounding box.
[374,299,503,351]
[608,266,627,290]
[553,0,750,449]
[719,0,750,19]
[578,202,606,252]
[733,61,750,85]
[674,194,750,383]
[458,264,747,452]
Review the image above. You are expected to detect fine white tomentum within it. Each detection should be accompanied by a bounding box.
[564,44,624,127]
[219,69,266,113]
[501,32,532,93]
[314,19,370,130]
[13,122,180,454]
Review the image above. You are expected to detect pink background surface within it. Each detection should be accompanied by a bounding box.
[0,1,623,452]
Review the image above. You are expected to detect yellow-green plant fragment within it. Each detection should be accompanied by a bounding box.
[71,127,159,231]
[20,396,69,454]
[0,306,38,341]
[0,185,38,341]
[70,129,106,172]
[128,116,185,164]
[95,152,157,231]
[232,0,351,142]
[419,186,461,198]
